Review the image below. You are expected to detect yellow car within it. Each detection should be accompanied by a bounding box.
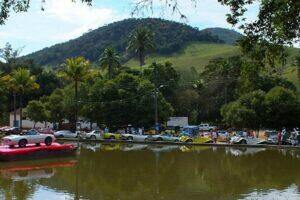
[103,133,121,140]
[180,136,212,144]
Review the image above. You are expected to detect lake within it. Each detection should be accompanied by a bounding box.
[1,143,300,200]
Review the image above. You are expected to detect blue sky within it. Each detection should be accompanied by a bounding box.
[0,0,259,55]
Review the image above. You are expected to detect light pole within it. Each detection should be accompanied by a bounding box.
[154,85,165,135]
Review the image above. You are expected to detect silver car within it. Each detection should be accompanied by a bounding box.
[54,130,78,138]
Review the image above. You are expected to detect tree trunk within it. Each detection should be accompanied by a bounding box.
[13,92,17,127]
[19,94,23,131]
[139,51,145,67]
[109,64,112,79]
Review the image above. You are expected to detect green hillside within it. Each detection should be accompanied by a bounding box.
[126,42,300,90]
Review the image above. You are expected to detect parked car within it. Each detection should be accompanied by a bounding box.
[83,130,102,140]
[102,133,121,140]
[179,135,212,143]
[230,131,266,145]
[1,127,21,135]
[146,134,181,142]
[199,123,216,131]
[181,126,200,137]
[1,129,55,148]
[54,130,78,138]
[120,134,149,142]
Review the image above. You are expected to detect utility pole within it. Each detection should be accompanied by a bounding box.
[154,86,158,134]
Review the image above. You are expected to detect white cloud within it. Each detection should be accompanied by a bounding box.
[0,0,126,54]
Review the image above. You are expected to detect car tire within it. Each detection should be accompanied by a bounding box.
[109,135,115,140]
[18,139,27,148]
[186,139,193,143]
[128,136,133,141]
[59,135,64,138]
[45,137,53,146]
[36,143,40,146]
[241,140,247,144]
[91,135,96,140]
[156,137,163,142]
[9,145,14,148]
[174,139,179,142]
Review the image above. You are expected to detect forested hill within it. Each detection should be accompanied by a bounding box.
[24,18,242,66]
[203,27,243,45]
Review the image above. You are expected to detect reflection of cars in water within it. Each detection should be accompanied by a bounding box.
[81,142,101,152]
[54,130,78,138]
[120,134,149,142]
[230,131,266,145]
[0,159,76,181]
[100,143,121,151]
[226,147,266,156]
[2,129,55,148]
[1,168,56,181]
[147,145,179,153]
[121,144,148,151]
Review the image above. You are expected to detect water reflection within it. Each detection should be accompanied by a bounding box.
[1,143,300,200]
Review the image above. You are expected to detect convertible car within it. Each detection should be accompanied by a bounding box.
[1,129,55,148]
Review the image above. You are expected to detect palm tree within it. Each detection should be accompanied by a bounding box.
[10,68,39,130]
[62,57,90,129]
[127,27,155,67]
[99,48,121,79]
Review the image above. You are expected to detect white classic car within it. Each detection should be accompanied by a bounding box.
[54,130,78,138]
[1,129,55,148]
[230,131,266,145]
[83,130,102,140]
[120,134,150,142]
[146,134,180,142]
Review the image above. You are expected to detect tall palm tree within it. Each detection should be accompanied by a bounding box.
[99,48,121,79]
[62,57,90,129]
[127,27,155,67]
[10,68,39,130]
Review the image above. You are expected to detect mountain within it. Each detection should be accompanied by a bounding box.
[24,18,243,66]
[203,27,243,45]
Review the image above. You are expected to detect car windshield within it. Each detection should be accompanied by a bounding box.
[25,130,38,135]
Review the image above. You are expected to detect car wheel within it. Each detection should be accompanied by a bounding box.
[241,140,247,144]
[156,137,163,141]
[59,135,64,138]
[174,139,179,142]
[18,139,27,148]
[91,135,96,140]
[45,137,53,146]
[36,143,40,146]
[128,136,133,141]
[9,145,14,148]
[109,135,115,140]
[186,139,193,143]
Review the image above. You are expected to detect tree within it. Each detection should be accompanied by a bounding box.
[221,101,256,129]
[0,43,22,73]
[89,73,173,128]
[25,100,47,128]
[264,86,300,129]
[61,57,90,129]
[10,68,39,129]
[127,27,155,67]
[44,89,65,127]
[143,62,180,101]
[99,48,121,79]
[294,54,300,82]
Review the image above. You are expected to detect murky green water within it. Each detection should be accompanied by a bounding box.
[1,143,300,200]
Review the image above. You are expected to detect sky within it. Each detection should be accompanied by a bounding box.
[0,0,259,56]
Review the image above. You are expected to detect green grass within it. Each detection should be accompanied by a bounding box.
[125,42,300,88]
[125,43,239,72]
